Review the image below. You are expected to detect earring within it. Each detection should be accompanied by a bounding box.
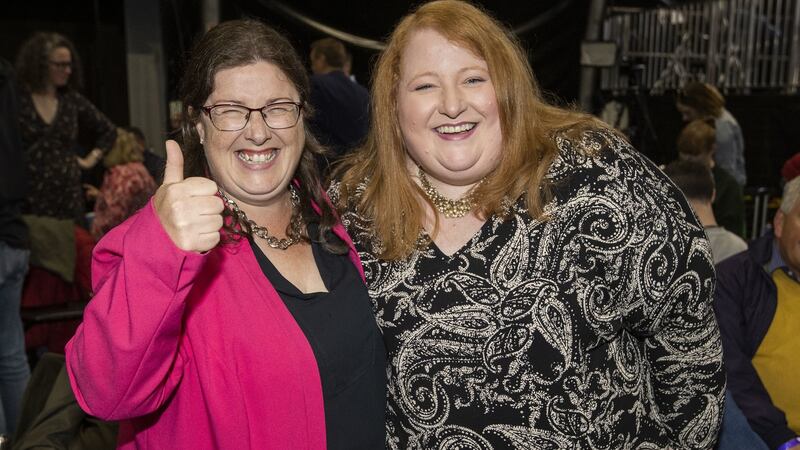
[199,136,204,144]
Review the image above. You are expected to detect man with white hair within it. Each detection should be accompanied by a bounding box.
[715,177,800,450]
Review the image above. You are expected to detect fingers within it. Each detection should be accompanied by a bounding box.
[161,195,222,225]
[169,212,224,252]
[181,177,220,197]
[193,195,225,216]
[76,155,90,170]
[195,232,221,253]
[162,140,185,185]
[154,139,226,253]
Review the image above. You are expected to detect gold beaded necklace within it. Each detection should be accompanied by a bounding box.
[417,166,485,219]
[219,187,305,250]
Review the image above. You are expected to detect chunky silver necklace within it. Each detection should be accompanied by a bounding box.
[219,187,304,250]
[417,166,485,219]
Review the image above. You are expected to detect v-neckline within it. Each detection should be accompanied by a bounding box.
[423,216,494,259]
[250,237,331,296]
[31,93,60,126]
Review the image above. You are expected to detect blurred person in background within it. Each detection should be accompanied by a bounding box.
[677,82,746,187]
[781,152,800,186]
[84,128,157,240]
[0,56,30,442]
[715,176,800,450]
[677,118,745,237]
[15,32,116,225]
[14,32,116,355]
[308,37,370,170]
[664,160,747,263]
[126,126,165,185]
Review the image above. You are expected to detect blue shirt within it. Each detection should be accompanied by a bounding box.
[715,108,746,187]
[766,240,800,283]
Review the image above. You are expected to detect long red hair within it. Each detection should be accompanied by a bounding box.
[337,0,603,260]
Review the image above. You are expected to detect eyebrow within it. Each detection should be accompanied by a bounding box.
[405,66,490,81]
[210,96,297,105]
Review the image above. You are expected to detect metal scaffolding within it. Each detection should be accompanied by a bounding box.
[600,0,800,94]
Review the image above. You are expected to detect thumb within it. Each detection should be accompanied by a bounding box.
[163,140,185,184]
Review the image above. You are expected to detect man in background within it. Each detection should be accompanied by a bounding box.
[677,118,745,238]
[715,176,800,450]
[308,37,370,170]
[126,126,164,185]
[664,160,746,263]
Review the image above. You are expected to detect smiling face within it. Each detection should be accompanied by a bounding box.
[195,61,304,209]
[48,46,72,88]
[396,28,502,190]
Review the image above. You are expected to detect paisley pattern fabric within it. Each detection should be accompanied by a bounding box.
[331,129,725,449]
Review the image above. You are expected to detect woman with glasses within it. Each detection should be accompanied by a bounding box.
[66,20,386,449]
[15,32,116,224]
[10,32,116,423]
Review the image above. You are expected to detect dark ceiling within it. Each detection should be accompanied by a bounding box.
[0,0,707,131]
[219,0,596,101]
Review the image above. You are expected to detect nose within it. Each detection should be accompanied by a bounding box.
[438,85,466,119]
[243,110,272,144]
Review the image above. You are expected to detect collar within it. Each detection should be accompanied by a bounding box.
[766,240,800,283]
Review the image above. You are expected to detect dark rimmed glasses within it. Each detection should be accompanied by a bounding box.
[200,101,303,131]
[48,61,73,70]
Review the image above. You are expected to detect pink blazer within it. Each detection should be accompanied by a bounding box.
[66,199,364,449]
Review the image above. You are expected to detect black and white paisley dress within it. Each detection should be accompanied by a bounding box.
[332,129,725,450]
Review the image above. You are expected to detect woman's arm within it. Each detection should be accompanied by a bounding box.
[610,137,725,449]
[73,92,116,169]
[67,141,222,419]
[65,199,206,420]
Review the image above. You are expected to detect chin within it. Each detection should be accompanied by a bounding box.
[437,157,482,173]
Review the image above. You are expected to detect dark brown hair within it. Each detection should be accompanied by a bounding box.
[336,0,601,260]
[664,159,714,202]
[677,118,716,162]
[178,19,345,254]
[310,37,348,69]
[677,82,725,118]
[15,32,83,93]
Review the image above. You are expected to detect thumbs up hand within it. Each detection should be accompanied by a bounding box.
[153,140,224,253]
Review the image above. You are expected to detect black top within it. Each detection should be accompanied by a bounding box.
[18,89,116,223]
[712,165,745,238]
[249,230,386,450]
[333,128,724,449]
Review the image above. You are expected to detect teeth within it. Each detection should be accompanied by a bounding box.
[436,123,475,134]
[237,150,277,164]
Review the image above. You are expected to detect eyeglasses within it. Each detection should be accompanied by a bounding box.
[48,61,72,70]
[200,101,303,131]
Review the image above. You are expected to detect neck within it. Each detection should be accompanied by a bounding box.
[34,84,57,97]
[240,193,294,227]
[408,159,482,200]
[690,200,717,227]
